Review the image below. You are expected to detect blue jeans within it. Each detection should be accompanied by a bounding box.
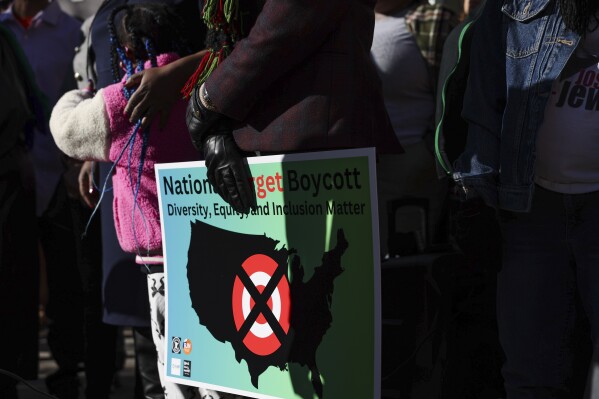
[498,186,599,399]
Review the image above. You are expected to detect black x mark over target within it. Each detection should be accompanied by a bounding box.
[237,261,288,345]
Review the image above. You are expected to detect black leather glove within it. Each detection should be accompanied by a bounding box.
[203,134,256,214]
[186,86,256,214]
[186,84,224,150]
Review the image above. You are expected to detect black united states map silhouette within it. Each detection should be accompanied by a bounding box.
[186,221,349,398]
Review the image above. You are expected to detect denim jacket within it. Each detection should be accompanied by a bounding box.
[448,0,580,212]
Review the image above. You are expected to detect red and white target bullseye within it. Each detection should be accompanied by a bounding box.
[232,254,290,356]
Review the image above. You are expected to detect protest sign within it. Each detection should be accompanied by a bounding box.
[156,148,381,398]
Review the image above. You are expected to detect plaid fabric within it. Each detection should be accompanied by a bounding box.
[405,1,460,88]
[205,0,403,154]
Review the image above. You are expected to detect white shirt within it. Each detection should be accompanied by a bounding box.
[535,25,599,194]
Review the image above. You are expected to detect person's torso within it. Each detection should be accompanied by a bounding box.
[447,0,582,210]
[0,2,82,214]
[371,8,434,145]
[496,0,580,194]
[231,0,402,154]
[0,3,81,106]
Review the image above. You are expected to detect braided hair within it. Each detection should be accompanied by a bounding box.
[558,0,599,36]
[181,0,263,97]
[108,3,191,86]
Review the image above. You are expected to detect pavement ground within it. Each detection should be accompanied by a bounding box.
[16,328,137,399]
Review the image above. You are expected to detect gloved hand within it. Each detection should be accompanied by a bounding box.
[186,83,225,150]
[186,85,256,214]
[203,134,256,214]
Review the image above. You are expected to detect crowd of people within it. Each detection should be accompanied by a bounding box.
[1,0,599,398]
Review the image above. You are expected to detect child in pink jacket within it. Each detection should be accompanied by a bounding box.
[52,49,197,262]
[49,5,238,399]
[51,4,198,264]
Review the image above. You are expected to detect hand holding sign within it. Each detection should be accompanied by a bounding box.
[186,86,256,214]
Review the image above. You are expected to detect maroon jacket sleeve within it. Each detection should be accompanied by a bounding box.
[205,0,353,121]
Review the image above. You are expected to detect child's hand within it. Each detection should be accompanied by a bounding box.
[124,50,210,130]
[124,67,177,131]
[78,160,98,208]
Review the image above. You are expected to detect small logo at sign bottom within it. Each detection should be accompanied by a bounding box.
[183,338,192,355]
[171,358,181,376]
[183,360,191,377]
[172,336,181,354]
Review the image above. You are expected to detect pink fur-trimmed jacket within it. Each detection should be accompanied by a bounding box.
[50,53,198,255]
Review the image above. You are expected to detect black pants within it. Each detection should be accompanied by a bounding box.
[498,186,596,398]
[0,169,39,397]
[133,326,164,399]
[40,180,117,399]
